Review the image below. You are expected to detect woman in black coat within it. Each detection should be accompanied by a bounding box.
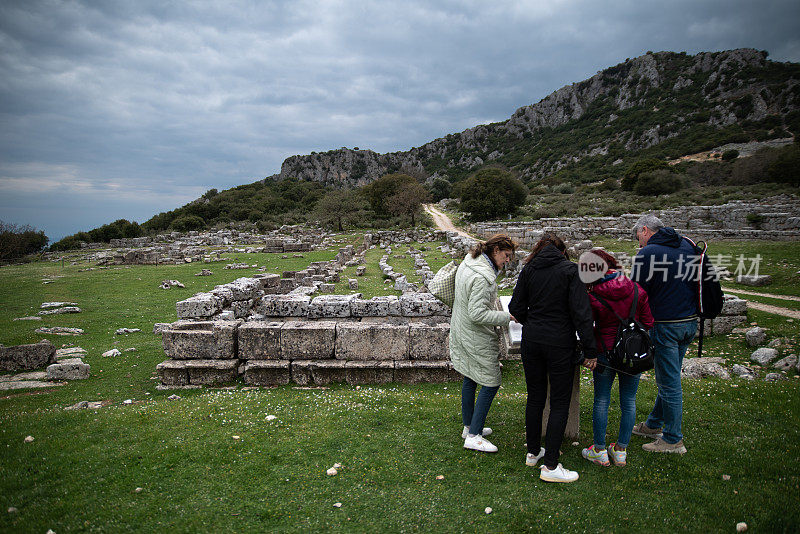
[509,233,597,483]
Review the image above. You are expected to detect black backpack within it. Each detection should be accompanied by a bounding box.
[593,284,655,375]
[684,238,724,357]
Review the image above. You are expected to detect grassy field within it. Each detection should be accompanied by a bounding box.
[1,235,799,533]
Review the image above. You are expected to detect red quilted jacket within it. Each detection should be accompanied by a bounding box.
[588,272,655,353]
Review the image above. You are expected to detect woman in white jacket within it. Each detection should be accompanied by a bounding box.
[450,234,516,453]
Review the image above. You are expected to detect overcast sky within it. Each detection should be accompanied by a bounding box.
[1,0,799,242]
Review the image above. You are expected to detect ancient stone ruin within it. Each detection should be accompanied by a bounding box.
[472,197,800,244]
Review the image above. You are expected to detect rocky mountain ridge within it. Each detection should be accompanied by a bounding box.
[277,49,799,186]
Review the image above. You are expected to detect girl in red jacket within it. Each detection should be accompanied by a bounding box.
[582,249,654,467]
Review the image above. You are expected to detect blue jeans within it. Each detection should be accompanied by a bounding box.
[644,320,697,444]
[592,355,640,449]
[461,377,498,436]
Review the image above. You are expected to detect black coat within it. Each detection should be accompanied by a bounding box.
[509,244,597,360]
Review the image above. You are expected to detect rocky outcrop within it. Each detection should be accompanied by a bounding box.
[277,49,799,185]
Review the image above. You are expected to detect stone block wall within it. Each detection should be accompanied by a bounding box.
[472,197,800,245]
[157,315,464,387]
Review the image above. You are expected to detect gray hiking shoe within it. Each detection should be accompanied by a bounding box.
[642,438,687,454]
[632,422,663,438]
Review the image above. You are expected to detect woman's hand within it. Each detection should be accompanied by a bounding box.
[582,358,597,370]
[509,314,518,323]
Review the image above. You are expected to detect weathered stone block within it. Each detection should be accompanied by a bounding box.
[751,347,779,366]
[176,293,224,319]
[254,273,280,288]
[746,327,767,347]
[400,293,450,317]
[184,359,239,385]
[209,286,234,305]
[279,278,297,293]
[409,323,450,360]
[281,321,336,359]
[721,295,748,315]
[319,283,335,294]
[0,339,56,372]
[227,277,262,300]
[292,360,348,385]
[335,323,409,361]
[156,360,190,385]
[259,294,310,317]
[309,294,360,318]
[736,274,772,286]
[231,299,256,319]
[242,360,290,386]
[345,361,394,385]
[46,358,90,380]
[711,315,746,335]
[238,321,282,359]
[162,321,238,359]
[351,296,398,317]
[394,361,460,383]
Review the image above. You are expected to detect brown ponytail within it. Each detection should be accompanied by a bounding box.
[524,233,569,263]
[471,234,517,259]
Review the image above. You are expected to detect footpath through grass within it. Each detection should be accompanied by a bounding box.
[1,237,799,532]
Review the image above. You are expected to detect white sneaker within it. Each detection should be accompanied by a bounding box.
[526,448,546,466]
[539,463,579,483]
[463,434,498,453]
[462,426,493,439]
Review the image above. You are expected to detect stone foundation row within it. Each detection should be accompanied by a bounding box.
[162,319,454,362]
[157,359,461,387]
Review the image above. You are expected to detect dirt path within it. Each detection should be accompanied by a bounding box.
[742,301,800,320]
[722,287,800,302]
[423,204,473,238]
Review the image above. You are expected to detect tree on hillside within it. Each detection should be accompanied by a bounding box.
[387,181,429,226]
[361,173,418,216]
[429,177,452,201]
[312,189,366,231]
[768,144,800,185]
[621,158,672,191]
[459,168,527,221]
[0,221,48,262]
[633,169,686,195]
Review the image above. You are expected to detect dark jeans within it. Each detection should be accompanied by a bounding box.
[461,377,499,436]
[521,341,575,470]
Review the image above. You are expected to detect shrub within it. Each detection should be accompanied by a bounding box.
[550,183,575,194]
[429,177,452,202]
[0,221,48,262]
[633,169,686,195]
[361,173,418,216]
[767,144,800,185]
[746,213,766,228]
[459,168,527,221]
[721,149,739,161]
[170,215,206,232]
[621,158,672,191]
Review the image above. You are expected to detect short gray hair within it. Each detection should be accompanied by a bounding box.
[633,214,665,237]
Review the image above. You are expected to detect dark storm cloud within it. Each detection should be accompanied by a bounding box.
[1,0,798,240]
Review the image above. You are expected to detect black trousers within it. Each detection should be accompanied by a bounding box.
[521,341,576,470]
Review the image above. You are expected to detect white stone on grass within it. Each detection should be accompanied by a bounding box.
[745,327,766,347]
[115,328,141,335]
[751,348,779,366]
[102,349,122,358]
[326,467,338,476]
[772,355,797,371]
[24,436,34,443]
[39,306,81,315]
[35,326,84,336]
